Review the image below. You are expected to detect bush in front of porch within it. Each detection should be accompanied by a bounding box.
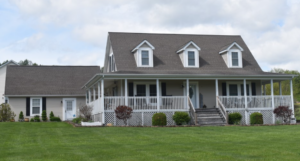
[228,113,242,125]
[172,112,190,125]
[250,112,263,125]
[152,113,167,126]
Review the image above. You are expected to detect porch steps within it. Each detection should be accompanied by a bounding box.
[195,108,227,126]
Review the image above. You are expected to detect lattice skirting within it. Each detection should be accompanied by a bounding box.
[227,109,275,125]
[91,113,102,122]
[104,111,188,126]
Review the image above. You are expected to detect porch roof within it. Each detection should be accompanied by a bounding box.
[82,72,295,89]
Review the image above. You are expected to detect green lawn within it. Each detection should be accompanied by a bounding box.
[1,123,300,161]
[295,103,300,120]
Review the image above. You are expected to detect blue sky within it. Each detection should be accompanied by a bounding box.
[1,0,300,71]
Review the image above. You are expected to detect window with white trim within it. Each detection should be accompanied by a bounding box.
[137,48,153,67]
[66,101,73,111]
[141,50,149,65]
[227,49,243,68]
[31,98,42,116]
[231,52,239,66]
[109,54,116,72]
[227,82,251,96]
[183,49,199,68]
[188,51,195,66]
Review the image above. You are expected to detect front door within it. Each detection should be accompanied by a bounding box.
[64,98,76,120]
[189,84,197,108]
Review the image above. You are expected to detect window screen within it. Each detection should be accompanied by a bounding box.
[232,52,239,66]
[188,51,195,66]
[141,51,149,65]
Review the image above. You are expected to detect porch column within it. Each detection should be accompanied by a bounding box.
[93,86,96,101]
[156,79,160,111]
[125,79,128,106]
[98,82,101,100]
[121,79,123,97]
[244,79,248,125]
[85,90,88,104]
[264,84,266,95]
[101,79,105,123]
[290,79,295,118]
[271,79,275,124]
[279,81,282,95]
[88,88,91,104]
[186,79,189,109]
[215,79,219,107]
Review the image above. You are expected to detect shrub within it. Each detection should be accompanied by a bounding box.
[228,113,242,125]
[33,115,41,122]
[49,111,54,119]
[115,105,133,126]
[19,111,24,122]
[50,117,61,122]
[30,118,34,122]
[152,113,167,126]
[172,112,190,125]
[0,103,16,122]
[250,112,263,125]
[79,104,93,122]
[72,117,82,124]
[273,106,293,124]
[42,110,47,121]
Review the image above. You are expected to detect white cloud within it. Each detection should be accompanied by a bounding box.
[2,0,300,72]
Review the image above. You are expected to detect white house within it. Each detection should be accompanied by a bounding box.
[0,60,18,104]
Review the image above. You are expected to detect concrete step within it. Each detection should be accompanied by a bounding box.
[197,114,221,117]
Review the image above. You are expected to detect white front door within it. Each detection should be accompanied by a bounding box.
[189,84,197,108]
[64,98,76,120]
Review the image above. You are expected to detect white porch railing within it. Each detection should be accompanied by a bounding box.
[103,96,187,111]
[188,96,197,125]
[218,95,292,109]
[216,97,227,123]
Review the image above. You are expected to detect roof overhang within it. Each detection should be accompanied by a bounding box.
[219,42,244,54]
[176,41,201,53]
[82,73,295,89]
[131,40,155,52]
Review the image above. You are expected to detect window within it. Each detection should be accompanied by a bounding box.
[136,85,146,96]
[241,84,250,96]
[188,51,195,66]
[5,97,8,104]
[31,98,42,116]
[149,85,157,96]
[229,85,238,96]
[66,101,73,111]
[227,82,252,96]
[232,52,239,66]
[141,50,149,65]
[109,55,115,72]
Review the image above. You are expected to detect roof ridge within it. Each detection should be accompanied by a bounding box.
[108,32,241,37]
[9,65,100,67]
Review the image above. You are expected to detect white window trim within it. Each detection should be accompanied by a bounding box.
[184,49,199,68]
[30,97,42,116]
[137,47,153,67]
[109,53,116,72]
[227,49,243,68]
[226,81,252,96]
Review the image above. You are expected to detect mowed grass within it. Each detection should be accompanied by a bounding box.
[295,103,300,120]
[1,123,300,161]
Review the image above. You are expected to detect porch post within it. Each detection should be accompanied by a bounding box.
[101,79,105,123]
[98,82,101,99]
[125,79,128,106]
[279,81,282,95]
[215,79,219,107]
[271,79,275,124]
[121,79,123,97]
[264,84,266,95]
[186,79,189,109]
[85,90,88,104]
[88,88,91,104]
[290,79,295,118]
[156,79,160,111]
[244,79,248,125]
[93,86,96,101]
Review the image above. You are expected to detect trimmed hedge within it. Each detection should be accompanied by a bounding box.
[42,110,47,121]
[250,112,263,125]
[172,112,190,125]
[228,113,242,125]
[50,117,61,122]
[152,113,167,126]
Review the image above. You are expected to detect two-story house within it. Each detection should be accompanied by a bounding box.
[83,32,296,126]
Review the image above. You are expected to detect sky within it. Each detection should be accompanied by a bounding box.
[0,0,300,71]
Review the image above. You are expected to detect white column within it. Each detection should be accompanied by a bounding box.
[244,79,248,125]
[121,79,123,97]
[215,79,219,107]
[186,79,189,109]
[88,88,91,104]
[264,84,266,95]
[101,79,105,123]
[98,82,101,99]
[156,79,160,111]
[271,79,275,124]
[125,79,128,106]
[279,81,282,96]
[93,86,96,101]
[290,79,295,118]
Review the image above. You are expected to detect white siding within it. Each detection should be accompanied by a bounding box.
[0,62,17,103]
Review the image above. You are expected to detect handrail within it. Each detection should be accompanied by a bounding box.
[188,96,197,125]
[217,96,227,123]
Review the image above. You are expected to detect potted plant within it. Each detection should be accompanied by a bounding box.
[10,117,15,122]
[24,118,29,122]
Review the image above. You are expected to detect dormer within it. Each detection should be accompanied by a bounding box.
[177,41,201,68]
[219,42,244,68]
[131,40,155,67]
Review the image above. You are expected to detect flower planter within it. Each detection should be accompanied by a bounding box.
[24,118,29,122]
[81,121,103,126]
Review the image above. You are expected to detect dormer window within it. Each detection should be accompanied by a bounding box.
[177,41,201,68]
[219,42,244,68]
[132,40,155,67]
[109,53,116,72]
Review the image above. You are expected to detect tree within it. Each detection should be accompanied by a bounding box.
[0,103,16,122]
[19,111,24,122]
[0,60,8,66]
[18,59,39,66]
[114,105,133,126]
[273,106,293,124]
[79,104,93,122]
[42,110,47,121]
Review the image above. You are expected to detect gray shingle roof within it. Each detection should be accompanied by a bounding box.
[108,32,266,75]
[5,66,100,96]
